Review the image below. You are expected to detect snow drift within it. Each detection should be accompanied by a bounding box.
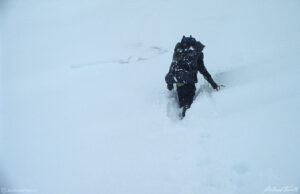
[1,0,300,193]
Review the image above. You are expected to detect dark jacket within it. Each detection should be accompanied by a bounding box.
[165,40,217,89]
[197,52,218,88]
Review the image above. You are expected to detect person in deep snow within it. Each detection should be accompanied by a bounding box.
[165,35,220,118]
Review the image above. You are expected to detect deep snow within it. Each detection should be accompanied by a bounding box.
[1,0,300,194]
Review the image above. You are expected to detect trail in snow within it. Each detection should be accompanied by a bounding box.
[1,0,300,194]
[70,45,169,69]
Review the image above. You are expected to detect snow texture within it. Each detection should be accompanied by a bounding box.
[1,0,300,193]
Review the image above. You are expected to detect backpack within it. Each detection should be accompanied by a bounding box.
[165,36,204,84]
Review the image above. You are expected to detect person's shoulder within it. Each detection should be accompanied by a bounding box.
[195,41,205,51]
[174,42,181,50]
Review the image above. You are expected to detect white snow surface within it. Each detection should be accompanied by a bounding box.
[1,0,300,193]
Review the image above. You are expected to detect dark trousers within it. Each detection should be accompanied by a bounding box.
[176,83,196,109]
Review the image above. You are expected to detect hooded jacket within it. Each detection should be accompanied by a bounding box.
[165,38,217,88]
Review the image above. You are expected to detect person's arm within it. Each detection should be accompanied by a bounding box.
[197,53,219,90]
[165,63,174,90]
[165,43,181,90]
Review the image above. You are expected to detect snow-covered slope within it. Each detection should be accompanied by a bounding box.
[1,0,300,193]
